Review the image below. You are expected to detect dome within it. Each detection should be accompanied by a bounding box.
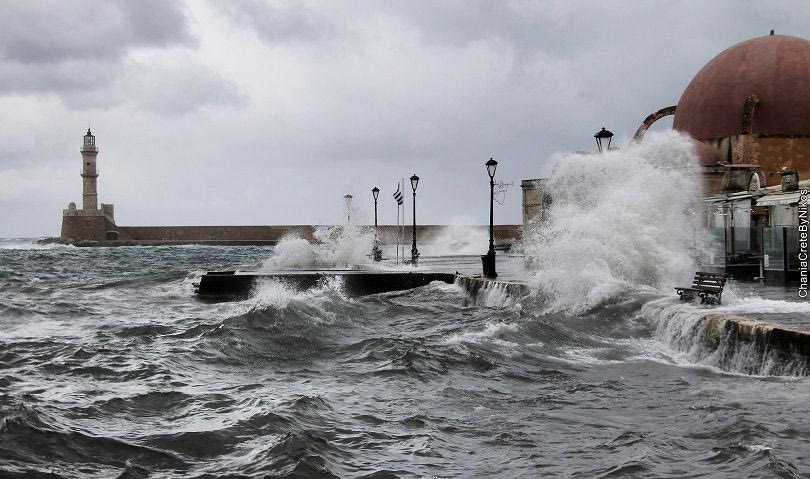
[673,34,810,140]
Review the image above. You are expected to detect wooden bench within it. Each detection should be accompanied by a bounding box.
[675,272,728,304]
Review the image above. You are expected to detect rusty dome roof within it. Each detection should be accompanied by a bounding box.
[673,34,810,140]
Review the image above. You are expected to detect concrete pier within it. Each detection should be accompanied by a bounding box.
[195,270,456,299]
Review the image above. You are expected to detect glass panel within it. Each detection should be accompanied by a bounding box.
[733,200,752,252]
[762,227,784,271]
[708,228,726,267]
[786,226,800,271]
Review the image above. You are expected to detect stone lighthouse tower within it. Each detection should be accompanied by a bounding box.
[81,128,99,210]
[60,128,118,243]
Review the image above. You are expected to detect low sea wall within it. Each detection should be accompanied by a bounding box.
[456,275,529,300]
[63,224,522,246]
[702,314,810,375]
[457,278,810,376]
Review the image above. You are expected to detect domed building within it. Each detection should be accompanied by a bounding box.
[637,32,810,195]
[678,32,810,195]
[634,32,810,281]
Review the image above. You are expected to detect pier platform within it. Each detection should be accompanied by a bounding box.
[195,270,456,299]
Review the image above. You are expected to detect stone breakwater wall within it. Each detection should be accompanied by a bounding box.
[59,224,522,246]
[702,314,810,376]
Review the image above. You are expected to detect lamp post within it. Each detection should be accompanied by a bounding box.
[344,194,353,223]
[410,174,419,265]
[371,187,382,261]
[482,158,498,278]
[594,127,614,153]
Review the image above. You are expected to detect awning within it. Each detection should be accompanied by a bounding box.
[756,191,803,206]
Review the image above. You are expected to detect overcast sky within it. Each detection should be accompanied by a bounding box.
[1,0,808,237]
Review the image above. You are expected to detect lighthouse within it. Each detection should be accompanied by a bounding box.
[60,128,118,243]
[81,128,99,210]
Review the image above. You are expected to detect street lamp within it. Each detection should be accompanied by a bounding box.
[371,187,381,261]
[410,174,419,265]
[482,158,498,278]
[594,127,613,153]
[344,194,353,223]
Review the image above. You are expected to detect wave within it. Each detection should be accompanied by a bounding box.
[523,131,705,314]
[0,403,187,474]
[261,226,375,270]
[0,238,73,250]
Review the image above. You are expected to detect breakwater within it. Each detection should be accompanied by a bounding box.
[50,224,522,246]
[643,300,810,376]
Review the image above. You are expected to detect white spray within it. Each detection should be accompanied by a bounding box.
[524,131,706,313]
[261,225,376,270]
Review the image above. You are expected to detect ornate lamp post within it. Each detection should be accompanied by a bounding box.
[482,158,498,278]
[594,127,614,153]
[344,194,353,223]
[410,174,420,265]
[371,187,382,261]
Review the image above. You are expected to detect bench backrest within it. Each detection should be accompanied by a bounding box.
[691,271,727,290]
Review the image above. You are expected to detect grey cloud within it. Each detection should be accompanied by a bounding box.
[213,0,333,43]
[0,0,194,63]
[0,59,120,95]
[52,58,247,114]
[0,0,244,114]
[5,1,810,237]
[116,60,247,114]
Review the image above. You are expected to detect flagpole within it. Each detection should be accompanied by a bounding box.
[396,194,400,265]
[401,177,405,264]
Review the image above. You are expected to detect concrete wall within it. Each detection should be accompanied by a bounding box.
[61,209,115,243]
[521,179,549,233]
[101,224,522,246]
[754,136,810,186]
[702,135,810,192]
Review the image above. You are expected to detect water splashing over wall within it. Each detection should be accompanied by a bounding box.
[524,131,706,313]
[261,225,375,270]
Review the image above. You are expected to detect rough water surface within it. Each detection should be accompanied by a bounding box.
[1,241,809,477]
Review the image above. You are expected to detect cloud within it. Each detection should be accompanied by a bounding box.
[3,1,810,236]
[213,0,332,43]
[0,0,242,114]
[61,56,246,114]
[0,0,194,63]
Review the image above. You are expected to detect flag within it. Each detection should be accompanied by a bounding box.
[393,184,403,205]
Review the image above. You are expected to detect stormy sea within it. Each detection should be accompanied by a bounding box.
[2,241,810,478]
[3,133,810,477]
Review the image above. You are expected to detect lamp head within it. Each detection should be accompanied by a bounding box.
[594,127,614,153]
[485,158,498,178]
[372,187,379,200]
[410,174,419,192]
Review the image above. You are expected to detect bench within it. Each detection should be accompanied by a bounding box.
[675,272,728,304]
